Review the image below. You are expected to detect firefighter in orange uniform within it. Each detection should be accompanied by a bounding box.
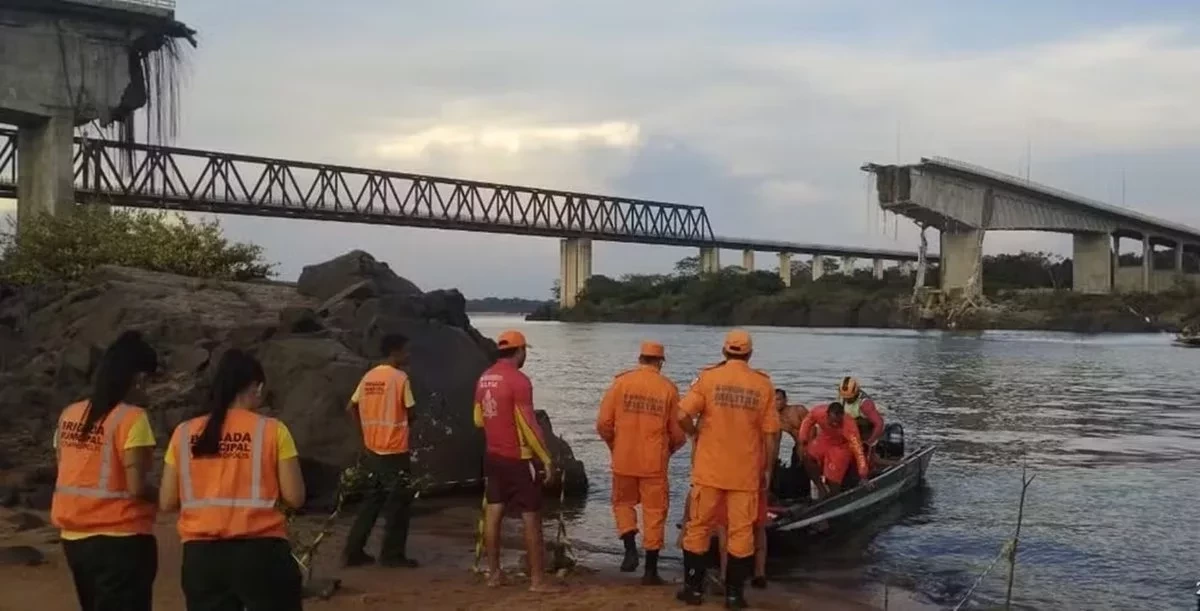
[343,333,420,567]
[676,329,779,609]
[596,341,686,585]
[159,349,307,611]
[51,331,160,611]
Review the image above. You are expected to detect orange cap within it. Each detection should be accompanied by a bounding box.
[722,329,753,356]
[496,330,528,350]
[639,341,665,359]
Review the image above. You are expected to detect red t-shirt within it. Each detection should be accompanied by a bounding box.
[473,361,551,466]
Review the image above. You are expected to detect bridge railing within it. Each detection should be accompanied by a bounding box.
[0,129,716,244]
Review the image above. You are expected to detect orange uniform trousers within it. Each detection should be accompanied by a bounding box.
[680,485,758,559]
[612,474,669,551]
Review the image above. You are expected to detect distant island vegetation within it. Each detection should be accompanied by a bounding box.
[524,253,1200,333]
[465,296,551,314]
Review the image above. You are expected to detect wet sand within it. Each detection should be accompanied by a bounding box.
[1,501,931,610]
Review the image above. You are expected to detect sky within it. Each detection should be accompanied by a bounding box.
[6,0,1200,298]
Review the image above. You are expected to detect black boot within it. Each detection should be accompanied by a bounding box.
[724,555,751,610]
[675,551,706,606]
[619,531,639,572]
[641,550,663,585]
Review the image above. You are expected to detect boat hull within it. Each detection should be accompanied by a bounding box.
[767,445,935,534]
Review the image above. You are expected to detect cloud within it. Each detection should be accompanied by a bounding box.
[11,3,1200,297]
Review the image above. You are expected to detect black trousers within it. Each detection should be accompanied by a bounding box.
[181,537,302,611]
[63,533,157,611]
[343,451,413,562]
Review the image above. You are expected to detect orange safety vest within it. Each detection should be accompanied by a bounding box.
[50,401,155,534]
[357,365,412,454]
[172,408,288,542]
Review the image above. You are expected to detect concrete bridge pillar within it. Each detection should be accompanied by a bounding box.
[1071,232,1113,294]
[940,228,984,298]
[699,246,720,274]
[841,256,856,275]
[1142,236,1152,292]
[778,252,792,287]
[873,258,884,280]
[559,238,592,308]
[742,249,755,272]
[16,113,76,222]
[1175,241,1184,274]
[811,255,825,280]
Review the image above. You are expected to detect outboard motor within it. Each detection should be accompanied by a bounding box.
[878,423,905,459]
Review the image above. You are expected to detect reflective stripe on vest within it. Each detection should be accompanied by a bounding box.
[178,415,275,509]
[361,375,407,430]
[54,405,133,500]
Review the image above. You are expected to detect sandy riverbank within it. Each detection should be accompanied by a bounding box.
[0,500,932,610]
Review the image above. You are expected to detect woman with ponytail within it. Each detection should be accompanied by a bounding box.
[159,349,306,611]
[51,330,160,611]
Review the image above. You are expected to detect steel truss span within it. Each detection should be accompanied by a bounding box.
[0,129,716,245]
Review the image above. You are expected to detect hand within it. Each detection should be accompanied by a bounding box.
[860,477,875,491]
[542,465,558,487]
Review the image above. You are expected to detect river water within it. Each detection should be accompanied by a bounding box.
[471,316,1199,610]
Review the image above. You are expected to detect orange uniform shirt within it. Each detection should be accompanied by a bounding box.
[166,408,289,542]
[680,360,780,492]
[596,365,686,478]
[353,364,416,455]
[799,404,869,477]
[473,360,552,466]
[51,401,156,536]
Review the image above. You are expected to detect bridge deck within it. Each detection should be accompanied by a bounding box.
[0,128,928,261]
[866,156,1200,244]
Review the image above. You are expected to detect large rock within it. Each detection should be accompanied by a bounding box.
[297,250,421,303]
[0,253,588,508]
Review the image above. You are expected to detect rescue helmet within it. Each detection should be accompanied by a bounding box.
[838,376,861,400]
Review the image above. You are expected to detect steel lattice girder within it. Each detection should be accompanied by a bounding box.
[0,128,716,246]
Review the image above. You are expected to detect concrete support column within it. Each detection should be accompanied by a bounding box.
[741,249,755,272]
[699,247,720,274]
[939,228,984,297]
[16,113,75,223]
[1175,241,1184,273]
[812,255,825,280]
[1071,232,1113,294]
[778,252,792,287]
[872,258,884,280]
[1141,236,1152,292]
[558,238,592,308]
[841,256,855,275]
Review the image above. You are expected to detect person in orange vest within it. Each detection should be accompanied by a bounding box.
[798,401,871,499]
[595,340,686,585]
[51,331,159,611]
[473,330,563,593]
[676,329,779,609]
[159,349,307,611]
[342,333,420,568]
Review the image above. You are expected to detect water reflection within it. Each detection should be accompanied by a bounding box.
[471,316,1200,610]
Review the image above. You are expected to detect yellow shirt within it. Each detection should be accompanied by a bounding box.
[164,420,298,466]
[54,411,155,540]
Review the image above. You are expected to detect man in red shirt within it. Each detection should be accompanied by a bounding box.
[473,330,563,593]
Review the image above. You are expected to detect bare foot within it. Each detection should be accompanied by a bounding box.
[528,581,566,594]
[486,571,505,588]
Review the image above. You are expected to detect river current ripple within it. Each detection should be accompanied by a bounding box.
[472,317,1200,610]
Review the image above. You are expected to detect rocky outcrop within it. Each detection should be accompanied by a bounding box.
[0,251,587,509]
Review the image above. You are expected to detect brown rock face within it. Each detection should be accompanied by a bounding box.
[0,252,587,509]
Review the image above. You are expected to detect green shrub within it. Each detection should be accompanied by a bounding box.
[0,207,275,284]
